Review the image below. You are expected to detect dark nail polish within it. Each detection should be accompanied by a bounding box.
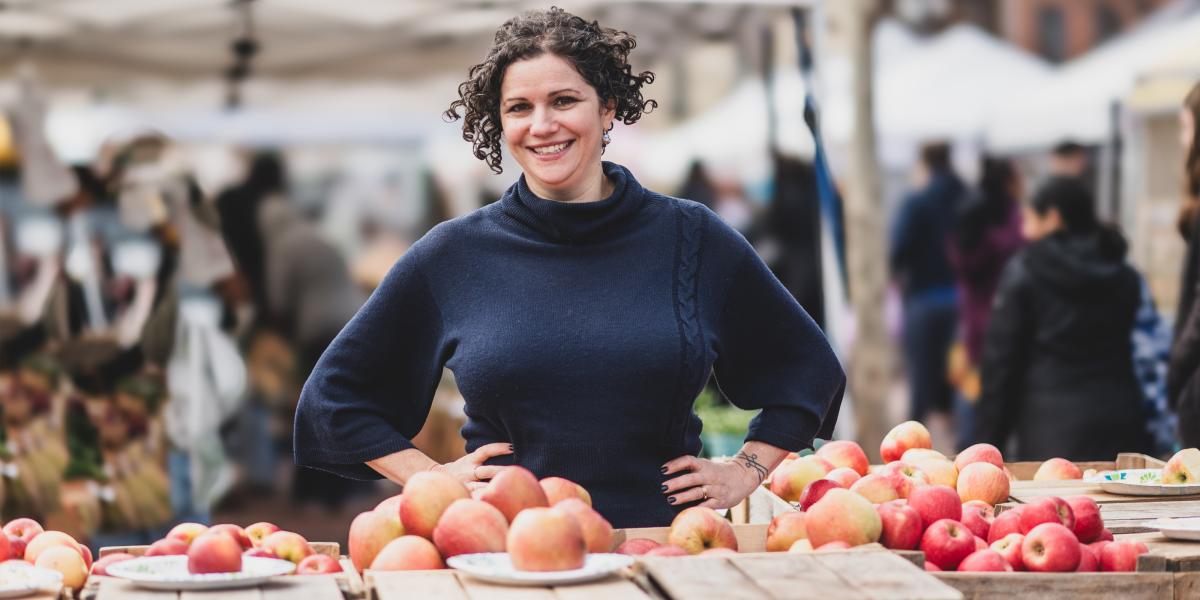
[660,466,668,474]
[508,444,514,451]
[667,497,676,504]
[660,485,668,493]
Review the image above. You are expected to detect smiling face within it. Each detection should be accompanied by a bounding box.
[500,53,615,202]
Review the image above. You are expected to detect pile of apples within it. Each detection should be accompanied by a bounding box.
[614,506,740,557]
[348,468,610,572]
[759,421,1149,572]
[0,518,93,590]
[95,521,341,577]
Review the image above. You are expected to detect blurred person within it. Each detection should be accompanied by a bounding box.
[216,151,284,323]
[1049,140,1090,180]
[890,141,965,424]
[678,160,717,211]
[976,177,1153,460]
[765,153,824,328]
[293,7,843,528]
[1169,81,1200,448]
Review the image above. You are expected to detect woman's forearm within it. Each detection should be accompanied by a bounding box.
[732,440,789,486]
[366,448,439,485]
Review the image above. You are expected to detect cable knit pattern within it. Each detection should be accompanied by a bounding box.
[670,200,707,444]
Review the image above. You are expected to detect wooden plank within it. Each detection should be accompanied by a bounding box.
[337,557,363,596]
[459,577,561,600]
[96,579,179,600]
[180,587,259,600]
[259,576,343,600]
[551,577,654,600]
[1118,532,1200,572]
[640,556,771,600]
[368,570,468,600]
[1176,572,1200,600]
[729,553,870,599]
[935,572,1174,600]
[812,552,962,600]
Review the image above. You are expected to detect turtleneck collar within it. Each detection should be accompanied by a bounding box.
[500,162,646,244]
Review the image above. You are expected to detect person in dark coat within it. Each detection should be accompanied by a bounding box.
[1168,81,1200,447]
[976,177,1153,461]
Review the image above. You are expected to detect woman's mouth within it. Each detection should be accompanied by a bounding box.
[530,140,573,158]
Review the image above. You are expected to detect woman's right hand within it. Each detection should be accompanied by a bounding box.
[431,442,514,490]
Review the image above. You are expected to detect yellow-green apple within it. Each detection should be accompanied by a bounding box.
[958,549,1011,572]
[1033,458,1083,481]
[3,518,43,544]
[24,531,80,563]
[507,507,586,571]
[432,499,508,558]
[644,545,688,557]
[374,495,403,526]
[805,488,882,547]
[553,498,613,553]
[400,471,470,539]
[799,479,842,511]
[1098,540,1148,572]
[876,499,922,550]
[1076,544,1097,572]
[261,531,314,565]
[787,539,814,553]
[297,554,343,574]
[479,466,549,522]
[879,462,930,498]
[1162,448,1200,484]
[1019,497,1074,533]
[961,500,994,540]
[667,507,738,554]
[817,541,852,551]
[769,456,833,502]
[825,467,861,488]
[700,547,737,556]
[539,477,592,506]
[91,552,135,576]
[765,512,808,552]
[987,507,1024,544]
[957,462,1010,505]
[370,536,445,570]
[902,448,948,463]
[187,531,243,574]
[1064,496,1102,543]
[35,545,88,590]
[145,538,189,556]
[920,519,975,571]
[908,485,962,527]
[208,524,252,550]
[953,443,1004,471]
[245,522,281,548]
[849,473,900,504]
[880,421,932,463]
[348,509,405,571]
[911,459,958,488]
[1021,522,1081,572]
[816,441,869,476]
[990,533,1025,570]
[166,522,209,546]
[616,538,661,555]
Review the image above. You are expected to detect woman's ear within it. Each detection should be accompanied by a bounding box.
[601,98,617,120]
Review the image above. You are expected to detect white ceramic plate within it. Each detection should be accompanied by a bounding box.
[1088,469,1200,497]
[1149,517,1200,541]
[446,553,633,586]
[0,561,63,599]
[106,555,296,590]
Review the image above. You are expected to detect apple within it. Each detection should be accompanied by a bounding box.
[961,500,994,540]
[816,440,869,476]
[924,561,941,571]
[244,548,278,559]
[400,471,470,539]
[1064,497,1102,543]
[432,499,508,558]
[876,500,922,550]
[957,462,1010,505]
[7,535,27,561]
[297,554,343,574]
[553,498,613,553]
[616,538,661,555]
[1076,544,1097,572]
[958,549,1011,572]
[146,538,189,556]
[261,531,314,565]
[667,507,738,554]
[799,479,842,511]
[644,545,689,557]
[208,524,252,550]
[825,467,862,488]
[908,485,962,527]
[766,512,808,552]
[849,474,900,504]
[91,552,135,576]
[508,507,586,571]
[988,507,1023,544]
[990,533,1025,571]
[478,466,549,522]
[1034,458,1083,481]
[188,531,243,574]
[1099,528,1114,541]
[348,510,404,572]
[817,541,852,551]
[954,444,1005,471]
[911,459,958,488]
[700,547,738,556]
[25,531,80,563]
[1020,497,1074,533]
[878,462,930,499]
[805,488,882,548]
[36,545,88,590]
[1088,540,1112,561]
[1162,448,1200,484]
[880,421,932,463]
[920,519,975,571]
[81,545,92,571]
[902,448,948,463]
[167,522,209,546]
[245,522,281,548]
[0,535,10,562]
[976,536,989,551]
[540,477,592,506]
[1021,523,1081,572]
[1099,540,1148,572]
[370,536,445,570]
[770,456,834,502]
[375,493,403,517]
[3,518,43,544]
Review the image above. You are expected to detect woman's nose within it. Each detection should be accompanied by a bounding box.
[530,106,558,136]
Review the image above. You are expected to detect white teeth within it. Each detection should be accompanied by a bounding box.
[532,142,569,155]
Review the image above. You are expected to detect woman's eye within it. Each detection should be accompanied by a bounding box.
[554,97,578,107]
[506,103,529,113]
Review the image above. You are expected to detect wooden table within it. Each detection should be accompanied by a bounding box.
[368,570,651,600]
[84,575,344,600]
[1006,480,1200,506]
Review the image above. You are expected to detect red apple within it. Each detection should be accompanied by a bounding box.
[348,510,404,572]
[7,535,27,561]
[479,466,550,522]
[988,507,1024,544]
[958,549,1011,572]
[1099,540,1148,572]
[0,535,10,562]
[974,536,988,551]
[616,538,661,555]
[187,531,243,574]
[91,552,135,576]
[508,507,586,571]
[167,523,209,546]
[80,545,92,571]
[876,500,922,550]
[700,547,738,556]
[989,533,1025,571]
[878,462,930,499]
[145,538,189,556]
[401,471,470,539]
[770,456,834,502]
[954,443,1005,471]
[1020,497,1074,533]
[902,448,948,463]
[667,507,738,554]
[245,522,281,548]
[961,500,994,541]
[644,545,689,557]
[924,561,941,571]
[539,477,592,506]
[957,462,1010,506]
[375,494,403,517]
[370,536,445,570]
[799,479,842,511]
[911,459,959,488]
[261,531,314,565]
[1021,523,1081,572]
[920,519,975,571]
[1099,528,1114,541]
[432,499,508,558]
[816,440,870,476]
[880,421,932,463]
[806,488,882,548]
[908,485,962,527]
[1034,458,1083,481]
[208,524,252,550]
[825,467,862,488]
[1064,497,1102,543]
[849,473,900,504]
[1088,540,1112,561]
[553,498,613,553]
[766,512,808,552]
[297,554,343,574]
[244,548,278,559]
[3,518,43,544]
[1076,544,1097,572]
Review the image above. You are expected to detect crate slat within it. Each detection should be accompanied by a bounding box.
[260,576,345,600]
[640,555,771,600]
[368,570,468,600]
[728,553,871,599]
[935,572,1175,600]
[549,577,654,600]
[812,552,962,600]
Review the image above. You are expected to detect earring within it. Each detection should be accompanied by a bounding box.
[602,131,611,146]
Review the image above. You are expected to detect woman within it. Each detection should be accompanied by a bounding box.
[975,176,1152,461]
[292,8,844,528]
[1168,82,1200,447]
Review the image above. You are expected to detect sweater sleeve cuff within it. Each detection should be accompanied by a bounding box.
[294,435,417,481]
[744,407,821,453]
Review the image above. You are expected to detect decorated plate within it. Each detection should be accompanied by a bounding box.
[106,555,296,590]
[446,553,633,586]
[0,561,63,599]
[1088,469,1200,497]
[1149,517,1200,541]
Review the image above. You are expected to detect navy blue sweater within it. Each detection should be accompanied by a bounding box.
[293,162,845,528]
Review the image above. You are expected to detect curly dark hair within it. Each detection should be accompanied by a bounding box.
[444,7,657,174]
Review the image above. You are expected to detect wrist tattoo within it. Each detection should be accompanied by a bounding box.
[735,451,768,483]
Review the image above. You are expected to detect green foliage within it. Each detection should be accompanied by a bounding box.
[693,386,759,435]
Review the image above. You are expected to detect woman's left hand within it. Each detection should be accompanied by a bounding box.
[660,455,762,509]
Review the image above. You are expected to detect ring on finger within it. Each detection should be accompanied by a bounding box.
[701,486,708,500]
[473,466,481,480]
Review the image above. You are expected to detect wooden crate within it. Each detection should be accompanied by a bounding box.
[1119,531,1200,572]
[998,500,1200,535]
[367,569,651,599]
[731,485,794,525]
[935,572,1200,600]
[1002,453,1164,481]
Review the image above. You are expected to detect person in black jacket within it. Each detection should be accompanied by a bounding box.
[1168,81,1200,447]
[976,176,1153,461]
